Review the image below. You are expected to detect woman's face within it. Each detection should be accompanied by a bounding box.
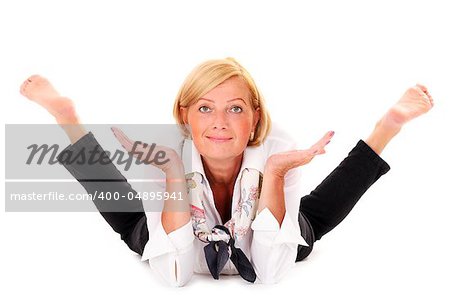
[180,76,260,163]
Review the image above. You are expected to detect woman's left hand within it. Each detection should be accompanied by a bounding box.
[264,131,335,179]
[111,127,185,174]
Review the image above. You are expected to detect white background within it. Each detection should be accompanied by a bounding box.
[1,0,449,298]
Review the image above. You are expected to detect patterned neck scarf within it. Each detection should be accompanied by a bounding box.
[185,168,263,283]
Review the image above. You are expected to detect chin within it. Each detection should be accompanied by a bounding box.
[195,138,246,157]
[201,147,246,162]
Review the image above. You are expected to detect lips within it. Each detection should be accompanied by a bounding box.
[206,136,232,141]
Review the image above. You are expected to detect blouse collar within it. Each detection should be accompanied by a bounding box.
[181,138,266,184]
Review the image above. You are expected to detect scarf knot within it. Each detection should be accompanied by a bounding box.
[203,225,257,282]
[186,168,263,282]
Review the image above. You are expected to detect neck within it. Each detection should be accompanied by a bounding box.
[201,154,243,186]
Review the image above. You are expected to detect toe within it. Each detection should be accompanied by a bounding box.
[414,86,429,99]
[28,74,41,81]
[20,81,28,95]
[416,83,428,92]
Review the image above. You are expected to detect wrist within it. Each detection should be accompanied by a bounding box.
[165,167,185,179]
[263,170,285,183]
[164,158,186,177]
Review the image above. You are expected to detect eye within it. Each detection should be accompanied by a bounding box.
[199,106,211,113]
[230,106,243,113]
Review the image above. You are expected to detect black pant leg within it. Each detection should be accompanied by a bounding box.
[299,139,391,241]
[57,132,149,255]
[295,210,316,262]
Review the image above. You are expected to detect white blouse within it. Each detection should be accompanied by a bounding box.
[139,123,309,287]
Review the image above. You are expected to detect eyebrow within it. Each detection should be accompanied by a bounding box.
[198,97,247,104]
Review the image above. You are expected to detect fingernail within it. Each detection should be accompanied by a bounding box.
[330,131,335,136]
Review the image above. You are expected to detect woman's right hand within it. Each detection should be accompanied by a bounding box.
[264,130,335,179]
[111,127,185,175]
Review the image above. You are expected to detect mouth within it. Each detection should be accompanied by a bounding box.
[206,136,233,142]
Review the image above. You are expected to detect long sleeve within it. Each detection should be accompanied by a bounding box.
[57,131,196,286]
[141,212,195,287]
[250,166,308,284]
[56,131,149,254]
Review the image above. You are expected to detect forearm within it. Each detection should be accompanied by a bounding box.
[364,115,402,156]
[161,167,191,234]
[257,173,286,227]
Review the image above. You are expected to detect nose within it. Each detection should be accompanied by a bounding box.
[212,110,228,130]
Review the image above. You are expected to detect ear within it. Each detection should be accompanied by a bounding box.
[252,107,261,131]
[180,106,189,124]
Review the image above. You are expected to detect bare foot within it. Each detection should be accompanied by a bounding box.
[383,83,434,128]
[20,74,77,123]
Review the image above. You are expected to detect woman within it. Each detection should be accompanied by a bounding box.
[19,57,434,286]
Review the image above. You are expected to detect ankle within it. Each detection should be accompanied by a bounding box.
[52,97,78,124]
[378,113,403,134]
[56,111,79,125]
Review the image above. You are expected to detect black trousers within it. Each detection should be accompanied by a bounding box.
[57,132,390,261]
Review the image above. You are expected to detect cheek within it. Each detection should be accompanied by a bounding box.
[234,120,253,139]
[187,112,204,134]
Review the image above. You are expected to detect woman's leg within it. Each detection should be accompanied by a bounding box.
[299,138,390,242]
[56,131,149,255]
[296,84,434,260]
[295,210,316,262]
[20,75,149,255]
[19,74,87,143]
[295,139,389,261]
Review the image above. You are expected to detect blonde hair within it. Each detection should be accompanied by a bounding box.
[173,57,271,146]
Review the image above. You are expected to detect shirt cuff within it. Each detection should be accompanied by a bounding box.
[251,208,309,247]
[141,219,194,261]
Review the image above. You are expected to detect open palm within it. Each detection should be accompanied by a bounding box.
[111,127,183,174]
[265,130,335,178]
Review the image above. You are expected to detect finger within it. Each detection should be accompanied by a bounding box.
[111,127,136,151]
[111,128,161,164]
[112,131,132,150]
[310,131,334,152]
[111,127,134,147]
[316,148,326,155]
[295,149,321,161]
[111,127,134,145]
[286,153,314,168]
[316,131,334,146]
